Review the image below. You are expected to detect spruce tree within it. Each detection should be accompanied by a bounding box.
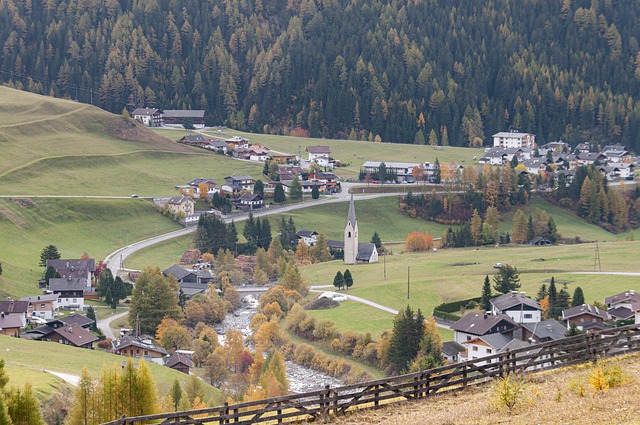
[370,231,382,250]
[572,287,585,307]
[388,306,424,374]
[39,245,61,268]
[536,284,547,302]
[170,378,182,411]
[311,184,319,199]
[254,179,264,197]
[333,271,344,290]
[343,269,353,290]
[480,275,492,311]
[289,176,303,201]
[547,277,558,319]
[273,183,285,203]
[492,265,521,294]
[433,158,441,184]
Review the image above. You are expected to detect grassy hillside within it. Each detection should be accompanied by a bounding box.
[1,337,221,403]
[0,87,263,196]
[0,197,181,298]
[300,240,640,340]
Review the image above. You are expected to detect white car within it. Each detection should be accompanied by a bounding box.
[29,316,47,325]
[319,292,348,302]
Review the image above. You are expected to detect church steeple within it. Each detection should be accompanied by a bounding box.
[344,195,358,264]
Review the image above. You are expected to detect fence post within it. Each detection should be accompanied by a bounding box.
[219,402,228,425]
[321,385,330,422]
[462,363,467,387]
[332,387,339,416]
[277,401,283,424]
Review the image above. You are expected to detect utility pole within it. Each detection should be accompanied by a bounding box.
[383,247,386,280]
[594,242,601,272]
[407,265,410,300]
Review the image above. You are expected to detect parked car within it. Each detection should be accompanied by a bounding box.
[29,316,47,325]
[319,292,348,302]
[493,263,503,268]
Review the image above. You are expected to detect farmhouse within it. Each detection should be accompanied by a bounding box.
[19,294,59,320]
[163,110,205,126]
[223,175,255,194]
[270,154,298,164]
[132,108,164,127]
[492,131,536,149]
[166,195,195,216]
[46,258,95,290]
[490,292,542,324]
[164,352,193,374]
[451,312,519,344]
[163,265,214,285]
[561,304,610,331]
[306,145,331,162]
[112,335,167,359]
[463,333,530,366]
[604,290,640,324]
[225,136,250,149]
[0,313,25,336]
[179,135,207,145]
[49,278,85,309]
[521,320,567,342]
[23,319,97,348]
[296,230,318,246]
[237,193,264,209]
[0,300,30,323]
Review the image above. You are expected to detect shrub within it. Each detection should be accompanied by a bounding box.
[490,374,533,414]
[588,357,624,392]
[97,338,112,349]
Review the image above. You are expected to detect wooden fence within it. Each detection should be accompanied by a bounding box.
[102,324,640,425]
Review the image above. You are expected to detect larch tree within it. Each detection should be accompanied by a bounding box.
[470,209,482,245]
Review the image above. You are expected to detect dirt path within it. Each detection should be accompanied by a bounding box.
[97,311,128,340]
[44,370,80,387]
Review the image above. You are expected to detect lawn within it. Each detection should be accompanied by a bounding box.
[190,128,484,181]
[300,240,640,340]
[0,197,181,298]
[0,337,222,404]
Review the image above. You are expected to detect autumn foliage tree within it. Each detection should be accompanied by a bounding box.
[405,231,434,252]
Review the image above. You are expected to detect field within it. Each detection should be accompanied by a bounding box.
[1,337,222,403]
[0,197,181,297]
[191,128,485,180]
[0,86,262,196]
[300,240,640,341]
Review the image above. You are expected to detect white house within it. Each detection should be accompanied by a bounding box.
[296,230,318,246]
[49,278,85,309]
[131,108,164,127]
[361,161,421,182]
[492,131,536,149]
[19,294,59,320]
[490,292,542,324]
[306,145,331,162]
[451,312,519,344]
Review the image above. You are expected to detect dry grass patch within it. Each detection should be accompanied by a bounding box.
[323,354,640,425]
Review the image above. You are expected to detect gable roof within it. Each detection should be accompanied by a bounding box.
[296,229,318,238]
[168,195,194,205]
[238,193,263,202]
[19,294,59,303]
[53,323,98,347]
[562,304,610,320]
[356,243,377,262]
[49,278,86,292]
[607,306,634,321]
[451,313,517,336]
[306,145,331,154]
[181,135,207,143]
[59,314,94,328]
[163,265,191,281]
[441,341,466,357]
[187,178,216,186]
[0,300,30,314]
[225,175,254,181]
[132,108,161,116]
[466,332,513,350]
[163,110,205,118]
[164,352,193,368]
[46,259,96,278]
[522,320,567,341]
[0,313,25,330]
[113,336,168,355]
[604,290,640,306]
[491,293,542,312]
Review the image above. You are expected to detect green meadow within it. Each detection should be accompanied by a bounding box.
[0,197,181,297]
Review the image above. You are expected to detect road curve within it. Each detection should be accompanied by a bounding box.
[96,311,128,340]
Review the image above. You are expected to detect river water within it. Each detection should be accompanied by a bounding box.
[214,295,343,393]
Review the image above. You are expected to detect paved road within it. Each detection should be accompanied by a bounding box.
[44,370,80,387]
[97,311,128,340]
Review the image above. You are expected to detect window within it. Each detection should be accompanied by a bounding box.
[467,335,471,341]
[348,231,351,237]
[472,346,478,352]
[72,299,77,303]
[580,318,585,323]
[144,351,148,356]
[486,349,492,354]
[41,304,46,309]
[524,313,533,319]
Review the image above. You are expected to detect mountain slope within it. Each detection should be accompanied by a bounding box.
[1,0,639,149]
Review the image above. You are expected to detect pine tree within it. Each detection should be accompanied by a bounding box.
[343,269,353,289]
[547,277,558,319]
[492,265,521,294]
[433,158,441,184]
[557,284,571,314]
[480,275,492,312]
[254,179,264,197]
[333,271,344,290]
[273,183,285,203]
[311,184,319,199]
[572,287,585,306]
[388,306,424,374]
[289,175,303,201]
[370,231,382,250]
[536,284,547,302]
[39,245,61,268]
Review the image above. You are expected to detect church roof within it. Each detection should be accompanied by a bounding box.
[356,243,377,261]
[346,195,357,227]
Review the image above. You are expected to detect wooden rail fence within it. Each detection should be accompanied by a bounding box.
[102,324,640,425]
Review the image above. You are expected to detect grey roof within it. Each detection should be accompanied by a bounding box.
[59,314,94,328]
[163,110,205,118]
[225,175,254,181]
[49,278,85,292]
[0,301,30,314]
[441,341,466,357]
[53,323,98,347]
[46,259,95,279]
[326,240,344,249]
[165,352,193,368]
[562,304,610,320]
[306,145,331,154]
[346,195,357,228]
[296,230,318,238]
[181,135,207,143]
[470,332,513,350]
[19,294,59,303]
[451,313,517,336]
[132,108,161,115]
[491,293,542,312]
[356,243,377,262]
[187,178,216,186]
[604,290,640,306]
[164,265,191,281]
[238,193,263,202]
[179,284,207,297]
[112,336,167,355]
[168,195,193,205]
[522,320,567,341]
[0,314,25,330]
[208,140,229,148]
[493,132,534,138]
[607,306,634,320]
